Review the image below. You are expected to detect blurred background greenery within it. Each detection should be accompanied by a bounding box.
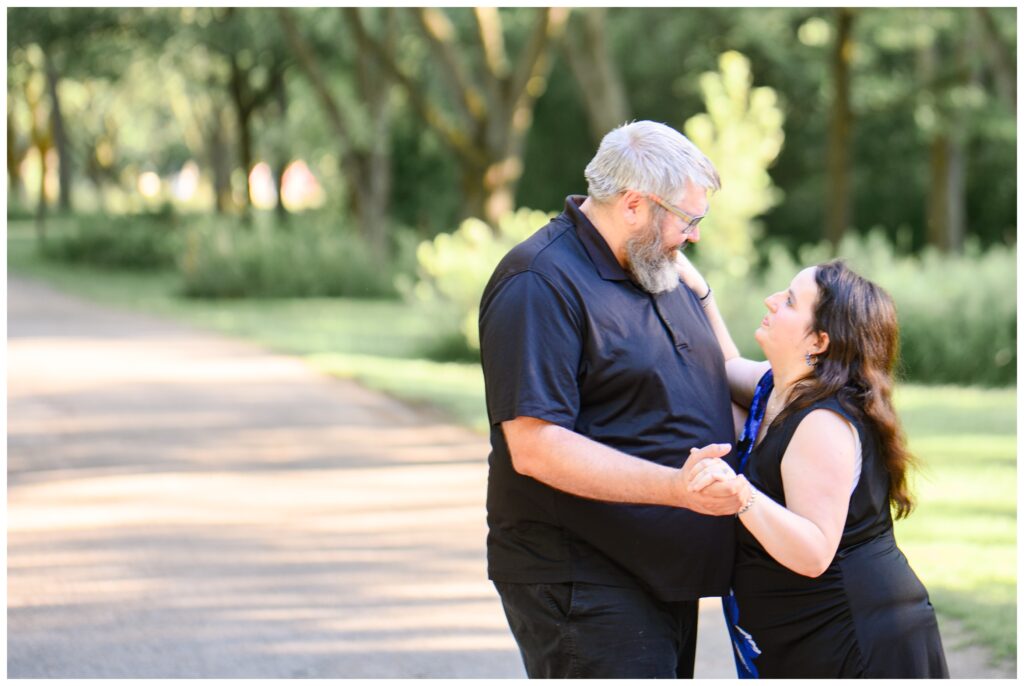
[6,6,1016,665]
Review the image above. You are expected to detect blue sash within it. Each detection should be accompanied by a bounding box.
[721,369,773,678]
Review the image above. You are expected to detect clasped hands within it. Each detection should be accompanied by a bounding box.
[678,443,748,516]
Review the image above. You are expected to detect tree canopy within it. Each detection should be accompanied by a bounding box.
[7,7,1016,254]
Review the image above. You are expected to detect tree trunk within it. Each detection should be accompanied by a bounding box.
[946,135,966,253]
[945,16,975,254]
[926,135,965,252]
[7,106,25,206]
[280,8,397,255]
[926,136,950,250]
[974,8,1016,112]
[44,52,72,213]
[85,166,107,213]
[25,79,51,238]
[356,133,392,259]
[347,7,568,229]
[460,163,489,224]
[208,108,233,214]
[922,15,968,253]
[349,164,389,258]
[273,159,289,223]
[35,142,48,240]
[485,179,515,226]
[273,75,290,224]
[351,8,395,258]
[481,126,522,225]
[477,9,569,226]
[230,58,254,221]
[825,8,854,251]
[462,152,521,226]
[561,8,631,144]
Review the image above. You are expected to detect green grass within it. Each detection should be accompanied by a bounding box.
[8,220,1017,663]
[893,385,1017,661]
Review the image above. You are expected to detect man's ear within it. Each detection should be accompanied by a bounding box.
[619,190,647,226]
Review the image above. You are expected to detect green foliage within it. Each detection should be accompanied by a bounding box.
[517,55,596,212]
[704,231,1016,387]
[838,233,1016,387]
[7,7,129,77]
[684,50,785,278]
[9,8,1017,255]
[6,204,37,222]
[405,208,554,350]
[389,106,462,236]
[39,211,180,269]
[178,214,416,299]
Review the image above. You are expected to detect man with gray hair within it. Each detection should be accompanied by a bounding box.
[479,120,745,678]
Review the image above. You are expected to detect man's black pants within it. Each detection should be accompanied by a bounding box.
[494,581,699,678]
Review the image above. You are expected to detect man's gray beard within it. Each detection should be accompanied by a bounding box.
[624,222,680,294]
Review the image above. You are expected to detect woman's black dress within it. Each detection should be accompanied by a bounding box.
[724,371,949,678]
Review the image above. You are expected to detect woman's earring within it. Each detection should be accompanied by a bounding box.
[805,352,817,367]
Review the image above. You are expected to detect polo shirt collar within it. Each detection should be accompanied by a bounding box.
[564,195,630,282]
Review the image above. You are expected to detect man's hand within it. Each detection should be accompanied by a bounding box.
[687,454,738,492]
[676,444,746,516]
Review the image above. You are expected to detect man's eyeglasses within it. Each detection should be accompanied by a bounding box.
[647,194,705,236]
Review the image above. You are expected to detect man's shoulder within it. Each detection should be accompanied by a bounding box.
[491,212,583,284]
[480,213,588,318]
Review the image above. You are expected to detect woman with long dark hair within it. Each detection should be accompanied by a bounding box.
[676,256,948,678]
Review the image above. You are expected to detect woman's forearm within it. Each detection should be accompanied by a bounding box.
[702,294,768,407]
[699,292,741,361]
[737,481,838,578]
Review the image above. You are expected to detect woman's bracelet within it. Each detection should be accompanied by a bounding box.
[737,485,756,516]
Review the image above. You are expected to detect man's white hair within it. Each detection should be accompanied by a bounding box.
[584,120,721,203]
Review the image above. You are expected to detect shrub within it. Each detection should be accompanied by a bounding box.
[6,203,36,222]
[178,214,415,299]
[704,231,1016,387]
[39,212,179,269]
[684,50,785,279]
[404,208,554,351]
[837,232,1015,387]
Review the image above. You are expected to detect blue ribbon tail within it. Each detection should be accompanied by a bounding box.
[722,591,761,678]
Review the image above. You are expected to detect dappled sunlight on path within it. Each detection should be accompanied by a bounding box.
[8,278,522,677]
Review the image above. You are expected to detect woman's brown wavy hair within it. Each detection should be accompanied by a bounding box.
[778,260,916,519]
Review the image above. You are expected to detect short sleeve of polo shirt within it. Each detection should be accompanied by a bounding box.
[480,269,582,430]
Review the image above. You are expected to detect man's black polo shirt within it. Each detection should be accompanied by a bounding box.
[479,195,737,602]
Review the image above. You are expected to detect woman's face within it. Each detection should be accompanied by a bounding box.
[754,267,822,361]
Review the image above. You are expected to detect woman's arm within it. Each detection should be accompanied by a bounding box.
[674,253,768,406]
[734,409,857,577]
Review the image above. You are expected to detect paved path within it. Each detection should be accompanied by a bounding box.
[7,277,1012,678]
